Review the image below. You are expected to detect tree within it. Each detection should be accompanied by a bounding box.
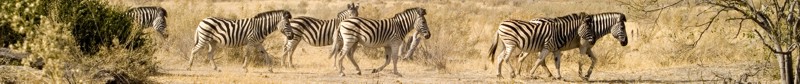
[618,0,800,83]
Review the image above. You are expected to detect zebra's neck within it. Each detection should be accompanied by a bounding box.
[590,13,624,38]
[388,14,418,35]
[245,18,280,38]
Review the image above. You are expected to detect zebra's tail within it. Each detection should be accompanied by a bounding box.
[488,33,499,63]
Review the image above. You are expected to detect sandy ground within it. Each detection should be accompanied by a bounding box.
[147,46,771,83]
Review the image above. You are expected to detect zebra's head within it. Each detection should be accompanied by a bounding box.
[279,11,295,40]
[153,16,168,38]
[580,17,596,45]
[415,16,431,39]
[337,3,359,18]
[611,19,628,46]
[604,13,628,46]
[408,7,430,39]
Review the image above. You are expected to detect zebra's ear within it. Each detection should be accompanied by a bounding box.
[354,3,360,9]
[347,3,353,8]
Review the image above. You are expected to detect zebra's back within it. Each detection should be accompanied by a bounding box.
[339,17,405,47]
[289,17,344,46]
[196,17,260,47]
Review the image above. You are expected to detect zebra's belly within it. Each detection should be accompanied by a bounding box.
[558,40,582,51]
[301,37,333,46]
[357,40,390,47]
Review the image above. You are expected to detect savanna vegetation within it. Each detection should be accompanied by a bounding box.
[1,0,794,83]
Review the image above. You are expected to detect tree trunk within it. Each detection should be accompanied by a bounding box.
[778,53,794,84]
[795,53,799,83]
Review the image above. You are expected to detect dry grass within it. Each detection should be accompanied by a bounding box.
[101,0,783,83]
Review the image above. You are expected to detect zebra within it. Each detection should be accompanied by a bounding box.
[335,7,430,77]
[127,6,169,38]
[488,13,597,78]
[187,10,293,72]
[521,12,628,80]
[282,3,359,68]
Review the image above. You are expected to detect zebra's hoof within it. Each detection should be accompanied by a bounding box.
[268,69,274,73]
[580,76,589,81]
[356,72,362,75]
[339,73,346,77]
[392,72,403,77]
[371,69,380,73]
[496,74,503,78]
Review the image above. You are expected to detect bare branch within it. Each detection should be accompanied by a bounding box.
[788,43,799,52]
[755,30,782,53]
[735,19,746,38]
[617,0,686,13]
[692,8,726,45]
[642,0,686,12]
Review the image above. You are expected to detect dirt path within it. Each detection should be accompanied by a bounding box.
[148,48,770,83]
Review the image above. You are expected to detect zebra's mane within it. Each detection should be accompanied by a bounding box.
[254,10,291,19]
[545,12,588,23]
[336,8,355,18]
[128,6,168,17]
[392,7,426,18]
[594,12,626,22]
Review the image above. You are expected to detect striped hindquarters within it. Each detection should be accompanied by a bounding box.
[497,20,551,52]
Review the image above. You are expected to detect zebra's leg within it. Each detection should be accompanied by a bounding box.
[372,46,392,73]
[187,43,206,71]
[336,47,348,76]
[330,35,343,69]
[503,47,517,78]
[255,44,273,73]
[283,39,300,68]
[390,41,403,77]
[337,40,356,76]
[401,36,421,59]
[242,48,249,72]
[514,52,528,76]
[582,50,597,81]
[207,45,220,72]
[528,49,550,78]
[344,45,362,75]
[495,45,515,78]
[552,51,563,80]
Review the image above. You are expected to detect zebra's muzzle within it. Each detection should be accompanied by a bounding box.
[620,39,628,46]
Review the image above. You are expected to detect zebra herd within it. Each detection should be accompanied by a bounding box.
[126,2,628,80]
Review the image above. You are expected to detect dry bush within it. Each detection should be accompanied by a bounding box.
[1,0,158,83]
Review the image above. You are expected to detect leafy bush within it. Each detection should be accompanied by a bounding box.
[1,0,157,83]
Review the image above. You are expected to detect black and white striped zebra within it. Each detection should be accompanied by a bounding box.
[335,7,430,77]
[281,3,359,68]
[187,10,293,72]
[488,13,597,78]
[127,6,169,38]
[523,12,628,80]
